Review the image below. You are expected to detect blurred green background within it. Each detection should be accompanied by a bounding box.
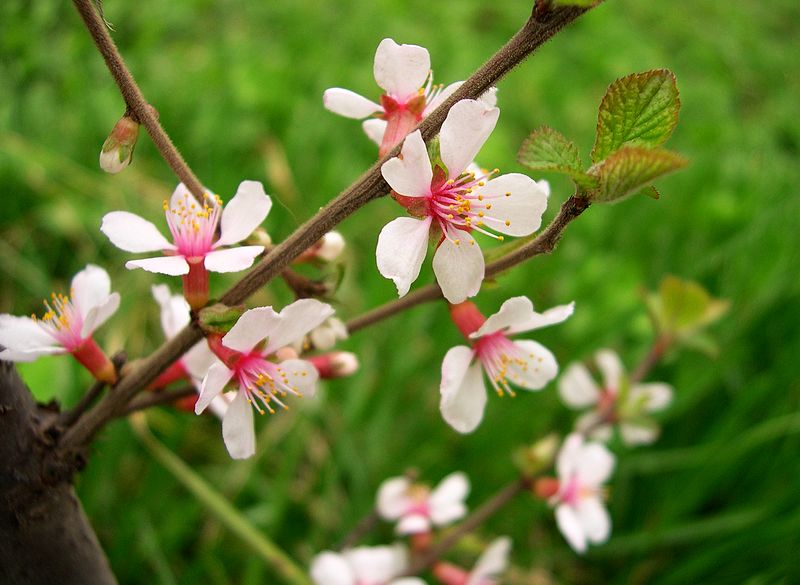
[2,0,799,583]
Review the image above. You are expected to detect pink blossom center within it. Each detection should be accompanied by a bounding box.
[473,332,530,396]
[232,352,306,415]
[164,192,223,258]
[34,291,84,351]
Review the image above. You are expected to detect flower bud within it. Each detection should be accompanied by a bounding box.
[308,317,348,351]
[513,433,560,477]
[99,115,140,174]
[307,351,359,379]
[316,231,345,261]
[246,227,272,247]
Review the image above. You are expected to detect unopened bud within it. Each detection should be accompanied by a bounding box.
[316,231,345,261]
[308,351,359,379]
[432,562,469,585]
[513,433,560,476]
[246,227,272,247]
[533,477,560,500]
[99,115,140,174]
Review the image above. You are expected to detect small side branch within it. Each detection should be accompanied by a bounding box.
[121,385,196,416]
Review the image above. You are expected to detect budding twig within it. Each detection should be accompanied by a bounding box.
[120,385,196,416]
[61,3,601,451]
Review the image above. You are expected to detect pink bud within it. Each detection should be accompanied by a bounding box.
[307,352,359,379]
[432,562,469,585]
[99,115,140,174]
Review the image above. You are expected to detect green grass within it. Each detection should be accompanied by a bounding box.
[2,0,799,583]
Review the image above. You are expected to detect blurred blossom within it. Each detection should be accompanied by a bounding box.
[309,317,349,351]
[310,544,425,585]
[551,433,615,554]
[307,351,359,379]
[432,536,511,585]
[377,99,549,303]
[377,472,469,535]
[195,299,334,459]
[101,181,271,308]
[559,349,673,446]
[0,264,119,383]
[440,297,574,433]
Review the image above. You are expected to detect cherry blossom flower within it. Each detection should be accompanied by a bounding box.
[0,264,120,383]
[149,284,235,416]
[377,472,469,535]
[195,299,335,459]
[440,297,574,433]
[378,99,550,303]
[310,544,425,585]
[101,180,272,309]
[559,349,673,445]
[551,433,615,554]
[432,537,511,585]
[324,38,465,157]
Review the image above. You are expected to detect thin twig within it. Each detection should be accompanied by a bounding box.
[121,385,196,416]
[346,195,590,334]
[404,477,529,576]
[630,335,670,384]
[60,4,600,451]
[58,351,126,428]
[71,0,205,199]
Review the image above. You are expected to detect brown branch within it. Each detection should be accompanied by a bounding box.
[60,4,601,452]
[71,0,205,199]
[120,385,196,416]
[346,194,590,334]
[404,477,529,576]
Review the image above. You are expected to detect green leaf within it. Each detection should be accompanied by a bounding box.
[592,69,681,163]
[589,146,687,203]
[649,275,730,339]
[518,126,597,188]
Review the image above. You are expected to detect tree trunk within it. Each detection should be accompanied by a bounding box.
[0,361,116,585]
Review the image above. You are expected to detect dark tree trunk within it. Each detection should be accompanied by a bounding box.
[0,361,116,585]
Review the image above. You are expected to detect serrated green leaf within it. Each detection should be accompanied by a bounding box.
[518,126,597,188]
[592,69,681,163]
[589,146,687,203]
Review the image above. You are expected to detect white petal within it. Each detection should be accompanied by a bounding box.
[310,552,355,585]
[376,476,412,520]
[632,382,674,412]
[277,358,319,397]
[207,391,236,420]
[396,514,431,535]
[264,299,336,354]
[195,362,234,414]
[596,349,624,390]
[381,131,432,197]
[556,504,587,553]
[423,81,463,115]
[619,422,658,446]
[373,38,430,101]
[470,296,535,339]
[80,292,120,338]
[346,544,406,584]
[215,181,273,247]
[474,173,549,237]
[323,88,382,119]
[576,497,611,544]
[466,536,511,585]
[100,211,175,253]
[575,412,613,443]
[0,346,65,362]
[479,87,499,108]
[391,579,427,585]
[556,433,584,481]
[0,314,59,352]
[506,339,558,391]
[152,284,190,339]
[429,471,470,526]
[71,264,112,320]
[204,246,264,273]
[169,182,202,210]
[222,307,282,353]
[439,345,486,434]
[440,99,499,177]
[576,442,616,487]
[222,390,256,459]
[432,228,484,303]
[362,118,388,145]
[376,216,431,297]
[182,342,220,380]
[125,255,190,276]
[510,302,576,336]
[558,362,601,408]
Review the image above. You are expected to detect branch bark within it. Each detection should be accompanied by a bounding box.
[0,362,116,585]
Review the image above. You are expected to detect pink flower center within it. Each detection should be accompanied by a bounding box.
[558,475,600,507]
[473,331,530,396]
[163,192,223,258]
[232,352,307,415]
[34,290,84,351]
